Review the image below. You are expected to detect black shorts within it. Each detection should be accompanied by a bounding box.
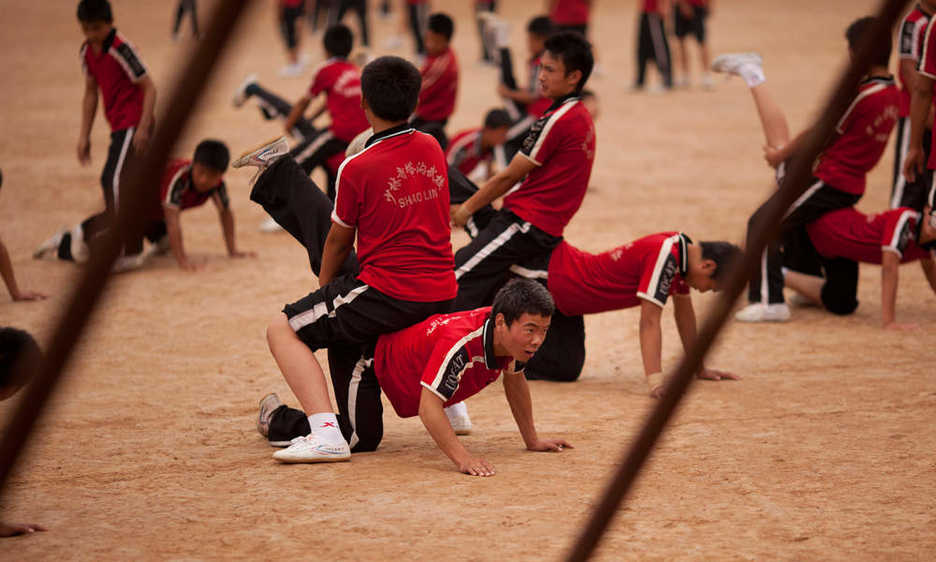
[280,5,304,49]
[891,116,934,211]
[283,273,453,352]
[674,4,707,42]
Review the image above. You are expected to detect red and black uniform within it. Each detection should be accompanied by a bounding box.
[279,0,305,50]
[80,28,148,213]
[636,0,672,89]
[160,159,230,212]
[914,9,936,212]
[551,0,590,36]
[674,0,709,44]
[790,207,931,315]
[268,124,456,355]
[894,4,933,210]
[266,306,518,451]
[406,0,430,55]
[446,127,493,178]
[453,94,596,311]
[746,75,899,306]
[498,48,553,162]
[412,47,459,149]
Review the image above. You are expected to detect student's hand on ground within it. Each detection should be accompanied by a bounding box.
[132,128,150,153]
[458,456,495,477]
[11,289,48,302]
[697,368,741,381]
[903,146,924,183]
[229,250,257,259]
[883,321,919,331]
[763,145,784,168]
[77,137,91,165]
[179,259,203,272]
[0,522,46,538]
[527,438,573,452]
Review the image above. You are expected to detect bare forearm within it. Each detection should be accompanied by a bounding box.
[0,240,20,298]
[463,173,517,215]
[319,239,352,286]
[165,211,189,267]
[220,209,237,255]
[673,297,703,370]
[80,90,97,139]
[503,373,538,448]
[909,80,934,149]
[881,254,899,326]
[419,393,472,466]
[138,79,157,130]
[921,258,936,293]
[283,97,312,133]
[639,318,663,376]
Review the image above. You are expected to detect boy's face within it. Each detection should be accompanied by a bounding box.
[481,126,509,148]
[80,20,113,46]
[191,163,224,192]
[538,51,580,99]
[685,257,718,293]
[494,313,551,363]
[424,30,448,56]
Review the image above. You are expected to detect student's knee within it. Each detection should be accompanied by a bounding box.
[266,313,296,350]
[820,284,858,315]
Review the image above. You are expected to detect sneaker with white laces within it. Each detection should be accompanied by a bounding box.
[272,434,351,463]
[257,393,284,439]
[444,402,473,435]
[232,73,257,108]
[734,302,791,323]
[33,228,68,260]
[711,52,763,76]
[232,137,290,186]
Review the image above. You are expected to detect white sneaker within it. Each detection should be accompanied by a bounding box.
[711,52,763,76]
[734,302,791,323]
[258,216,284,233]
[444,402,473,435]
[232,136,289,170]
[232,73,257,108]
[33,228,67,259]
[700,73,715,90]
[257,393,284,439]
[272,434,351,463]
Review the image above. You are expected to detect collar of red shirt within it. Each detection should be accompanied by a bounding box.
[545,93,580,113]
[481,315,504,370]
[364,123,415,148]
[676,233,692,277]
[101,28,118,53]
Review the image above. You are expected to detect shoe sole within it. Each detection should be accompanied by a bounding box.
[232,137,287,168]
[454,428,472,436]
[273,453,351,463]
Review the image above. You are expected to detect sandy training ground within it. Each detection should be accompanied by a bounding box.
[1,0,934,559]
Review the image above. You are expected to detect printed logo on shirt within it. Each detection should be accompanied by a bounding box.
[867,105,899,142]
[425,316,453,335]
[654,255,678,303]
[438,347,471,398]
[383,161,445,208]
[334,69,362,98]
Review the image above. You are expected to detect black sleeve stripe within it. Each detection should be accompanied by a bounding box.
[113,42,147,81]
[430,346,469,400]
[900,17,916,56]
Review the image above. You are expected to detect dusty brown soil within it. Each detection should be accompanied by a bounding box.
[1,0,934,559]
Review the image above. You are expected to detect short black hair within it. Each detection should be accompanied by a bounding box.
[483,108,512,129]
[361,56,422,122]
[427,13,454,41]
[77,0,113,23]
[544,31,594,93]
[324,24,354,58]
[193,140,230,172]
[0,327,41,393]
[845,16,891,67]
[492,279,555,326]
[527,16,556,38]
[700,241,743,281]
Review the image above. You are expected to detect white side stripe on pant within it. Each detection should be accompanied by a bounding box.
[346,354,373,449]
[112,126,135,210]
[455,221,531,280]
[295,130,335,165]
[287,283,370,332]
[891,120,911,209]
[784,180,824,219]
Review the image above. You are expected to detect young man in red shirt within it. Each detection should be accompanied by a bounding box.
[446,109,512,181]
[902,2,936,220]
[233,24,369,199]
[236,56,457,463]
[76,0,157,267]
[256,279,571,475]
[713,18,901,323]
[35,141,254,272]
[411,13,459,149]
[450,31,595,312]
[892,1,935,211]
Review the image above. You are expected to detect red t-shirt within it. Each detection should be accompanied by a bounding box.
[813,76,899,196]
[80,29,147,132]
[308,58,370,143]
[642,0,661,14]
[807,207,931,264]
[446,128,491,177]
[527,55,552,118]
[416,48,459,122]
[546,233,691,315]
[551,0,590,25]
[331,126,457,302]
[897,5,931,117]
[916,15,936,168]
[159,158,229,211]
[506,96,596,237]
[374,307,515,418]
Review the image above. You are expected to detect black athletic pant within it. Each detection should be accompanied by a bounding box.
[408,2,428,55]
[494,46,537,162]
[280,4,304,50]
[891,116,933,212]
[331,0,370,47]
[747,179,860,304]
[243,83,317,139]
[476,1,497,62]
[635,12,672,88]
[172,0,198,38]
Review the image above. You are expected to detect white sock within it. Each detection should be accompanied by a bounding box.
[740,64,766,88]
[307,412,345,445]
[444,401,468,419]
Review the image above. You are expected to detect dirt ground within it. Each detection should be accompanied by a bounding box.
[1,0,934,559]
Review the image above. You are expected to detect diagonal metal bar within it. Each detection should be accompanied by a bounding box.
[565,2,909,560]
[0,0,253,505]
